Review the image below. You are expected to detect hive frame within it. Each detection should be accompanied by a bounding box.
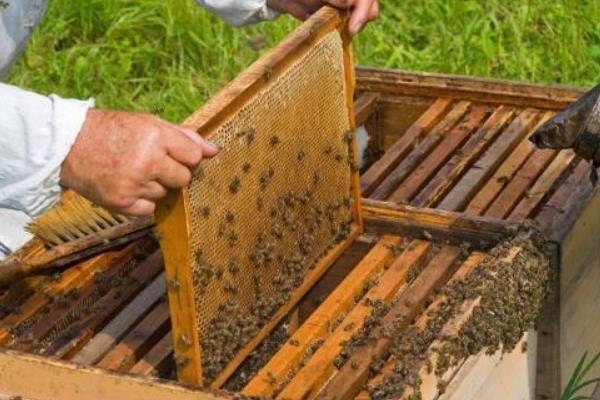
[154,6,363,387]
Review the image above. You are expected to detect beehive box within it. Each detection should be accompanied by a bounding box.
[0,9,595,400]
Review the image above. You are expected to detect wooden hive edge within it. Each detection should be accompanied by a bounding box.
[355,67,585,110]
[0,348,227,400]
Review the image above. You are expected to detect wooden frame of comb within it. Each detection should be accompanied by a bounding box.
[154,6,362,388]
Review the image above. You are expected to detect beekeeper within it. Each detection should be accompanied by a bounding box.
[0,0,379,257]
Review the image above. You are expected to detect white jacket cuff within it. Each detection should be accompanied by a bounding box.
[0,209,33,259]
[0,83,94,217]
[196,0,279,26]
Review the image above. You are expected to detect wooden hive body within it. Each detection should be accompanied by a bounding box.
[0,13,596,400]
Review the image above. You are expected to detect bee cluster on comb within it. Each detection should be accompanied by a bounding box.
[158,27,361,386]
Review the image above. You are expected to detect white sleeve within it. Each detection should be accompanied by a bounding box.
[196,0,279,26]
[0,83,94,255]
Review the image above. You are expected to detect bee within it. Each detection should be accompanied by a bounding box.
[193,165,205,180]
[246,128,256,144]
[269,135,281,146]
[263,66,273,82]
[266,371,276,385]
[256,196,264,210]
[324,145,334,155]
[174,354,191,368]
[343,196,353,209]
[260,169,274,190]
[335,153,344,162]
[270,224,283,239]
[225,211,235,224]
[201,206,210,218]
[229,176,241,194]
[217,223,227,237]
[297,149,306,161]
[242,161,251,173]
[343,130,354,143]
[228,231,239,247]
[313,170,323,186]
[228,259,240,275]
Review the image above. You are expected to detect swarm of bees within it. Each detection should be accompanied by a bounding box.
[361,233,551,400]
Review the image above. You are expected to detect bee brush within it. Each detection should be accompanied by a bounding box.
[0,190,154,287]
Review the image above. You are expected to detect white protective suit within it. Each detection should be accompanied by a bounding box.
[0,0,277,258]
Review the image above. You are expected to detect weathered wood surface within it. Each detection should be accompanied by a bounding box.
[557,180,600,393]
[362,198,517,247]
[0,349,225,400]
[243,236,402,397]
[72,271,167,365]
[356,67,584,110]
[0,218,153,287]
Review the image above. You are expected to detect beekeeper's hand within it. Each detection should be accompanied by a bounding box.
[267,0,379,35]
[59,109,219,216]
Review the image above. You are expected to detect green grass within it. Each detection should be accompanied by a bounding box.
[561,351,600,400]
[7,0,600,122]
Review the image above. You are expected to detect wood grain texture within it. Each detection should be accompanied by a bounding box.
[130,331,174,377]
[360,98,454,196]
[315,246,462,400]
[71,269,167,365]
[484,148,557,219]
[370,101,471,200]
[243,236,401,397]
[362,198,517,246]
[438,109,542,212]
[412,106,516,207]
[0,244,138,346]
[45,251,163,359]
[97,301,170,372]
[355,68,584,110]
[508,150,576,222]
[277,240,432,400]
[0,349,224,400]
[388,105,489,203]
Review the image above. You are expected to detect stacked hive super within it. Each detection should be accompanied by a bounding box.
[0,7,596,400]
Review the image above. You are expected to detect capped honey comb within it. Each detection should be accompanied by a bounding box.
[155,7,362,388]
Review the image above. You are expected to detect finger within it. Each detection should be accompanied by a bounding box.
[176,126,220,158]
[139,181,168,201]
[119,198,156,216]
[179,127,220,158]
[348,0,375,35]
[162,132,203,168]
[368,1,379,21]
[154,157,193,189]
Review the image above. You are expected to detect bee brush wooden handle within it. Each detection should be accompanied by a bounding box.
[0,259,31,287]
